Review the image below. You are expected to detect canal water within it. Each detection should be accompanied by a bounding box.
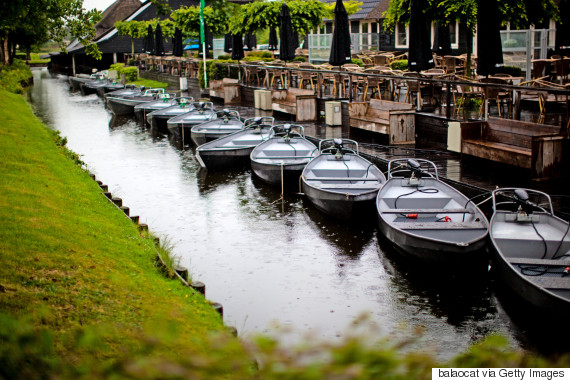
[27,68,563,359]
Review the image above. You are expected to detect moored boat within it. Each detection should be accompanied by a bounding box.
[68,74,93,92]
[251,124,318,188]
[376,158,489,264]
[134,95,186,126]
[146,97,195,132]
[490,188,570,315]
[189,109,243,146]
[195,117,275,170]
[301,139,385,220]
[96,81,125,97]
[166,102,217,140]
[106,88,166,116]
[80,72,109,96]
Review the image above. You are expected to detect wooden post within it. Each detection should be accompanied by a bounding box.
[446,83,451,120]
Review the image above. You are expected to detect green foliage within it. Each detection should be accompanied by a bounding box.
[390,59,408,71]
[0,59,33,93]
[122,67,139,82]
[246,50,274,59]
[172,5,235,37]
[108,63,138,82]
[127,79,168,89]
[292,56,307,63]
[351,58,363,66]
[503,39,519,48]
[0,0,103,63]
[382,0,559,32]
[198,59,240,88]
[230,0,328,35]
[217,54,231,60]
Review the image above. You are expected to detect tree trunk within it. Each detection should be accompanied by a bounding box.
[2,34,10,65]
[465,30,473,77]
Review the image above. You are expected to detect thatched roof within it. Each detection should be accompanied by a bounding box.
[95,0,142,38]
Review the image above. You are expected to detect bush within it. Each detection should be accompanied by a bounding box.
[0,59,33,93]
[291,56,306,63]
[351,58,363,66]
[246,50,273,59]
[390,59,408,71]
[217,54,231,60]
[108,63,138,82]
[198,59,240,88]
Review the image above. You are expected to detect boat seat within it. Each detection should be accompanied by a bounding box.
[381,208,472,214]
[395,221,487,229]
[305,177,380,181]
[526,276,570,290]
[507,257,570,266]
[255,156,315,160]
[320,184,380,190]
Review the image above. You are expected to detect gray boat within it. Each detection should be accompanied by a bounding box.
[80,73,109,96]
[68,74,93,92]
[106,88,166,116]
[490,188,570,315]
[251,124,318,188]
[134,95,186,126]
[301,139,385,220]
[195,117,275,170]
[189,109,243,146]
[166,102,217,140]
[376,159,488,264]
[96,81,125,97]
[104,84,144,101]
[146,97,195,132]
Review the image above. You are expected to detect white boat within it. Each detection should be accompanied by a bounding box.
[490,188,570,315]
[376,158,489,264]
[300,139,385,220]
[189,109,244,146]
[195,117,275,170]
[166,101,217,139]
[106,88,166,116]
[146,97,196,132]
[250,124,318,187]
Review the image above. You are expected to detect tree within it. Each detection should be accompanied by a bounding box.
[115,19,176,56]
[0,0,102,65]
[382,0,558,75]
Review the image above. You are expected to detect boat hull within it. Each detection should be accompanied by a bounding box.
[251,161,305,187]
[107,97,145,116]
[302,181,378,219]
[196,148,252,170]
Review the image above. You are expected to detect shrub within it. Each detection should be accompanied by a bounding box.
[108,63,138,82]
[0,59,33,93]
[390,59,408,71]
[351,58,363,66]
[198,59,240,88]
[291,56,306,63]
[217,54,231,60]
[246,50,273,59]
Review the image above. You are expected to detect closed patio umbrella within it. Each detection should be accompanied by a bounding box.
[155,23,165,56]
[279,3,296,62]
[244,33,257,51]
[432,22,451,57]
[224,33,233,53]
[328,0,351,66]
[268,28,278,51]
[477,0,503,76]
[173,27,183,57]
[408,0,434,71]
[231,34,245,60]
[144,24,154,54]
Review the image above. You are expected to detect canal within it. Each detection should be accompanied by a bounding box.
[27,68,561,359]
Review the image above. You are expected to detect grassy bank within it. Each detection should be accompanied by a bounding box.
[0,89,250,378]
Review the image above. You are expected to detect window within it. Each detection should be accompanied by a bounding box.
[449,22,458,48]
[395,21,408,48]
[371,22,378,34]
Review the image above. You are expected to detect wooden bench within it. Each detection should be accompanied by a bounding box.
[209,78,240,105]
[271,88,317,122]
[348,99,415,144]
[461,117,565,179]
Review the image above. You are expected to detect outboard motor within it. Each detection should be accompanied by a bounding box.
[407,159,423,186]
[333,139,344,159]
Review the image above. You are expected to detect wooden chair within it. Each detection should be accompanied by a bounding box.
[297,63,316,90]
[443,56,457,74]
[479,77,512,117]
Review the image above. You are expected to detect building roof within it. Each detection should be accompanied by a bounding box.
[95,0,143,38]
[324,0,390,21]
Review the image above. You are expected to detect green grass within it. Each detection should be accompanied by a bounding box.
[127,78,169,89]
[0,89,250,378]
